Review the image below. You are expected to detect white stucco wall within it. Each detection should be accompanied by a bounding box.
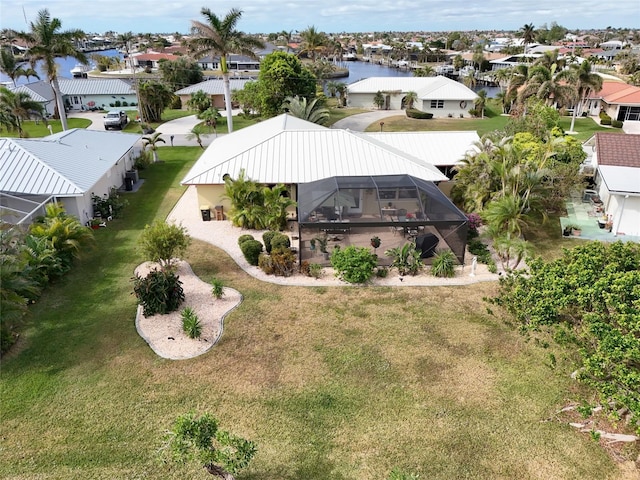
[348,93,473,117]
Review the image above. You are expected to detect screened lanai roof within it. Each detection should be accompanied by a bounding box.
[298,175,467,224]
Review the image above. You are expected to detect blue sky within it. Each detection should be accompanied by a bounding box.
[3,0,639,35]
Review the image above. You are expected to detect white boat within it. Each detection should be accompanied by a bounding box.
[70,63,92,78]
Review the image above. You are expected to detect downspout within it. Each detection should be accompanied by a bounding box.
[613,194,628,237]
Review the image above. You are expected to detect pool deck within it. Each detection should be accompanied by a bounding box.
[559,196,639,243]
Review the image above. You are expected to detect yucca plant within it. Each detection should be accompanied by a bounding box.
[210,278,224,299]
[181,307,202,339]
[431,250,457,278]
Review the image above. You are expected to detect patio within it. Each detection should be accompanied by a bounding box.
[560,195,640,243]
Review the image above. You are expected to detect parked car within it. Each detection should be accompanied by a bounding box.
[103,110,129,130]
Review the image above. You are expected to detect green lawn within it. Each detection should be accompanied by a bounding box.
[0,150,626,479]
[2,118,92,138]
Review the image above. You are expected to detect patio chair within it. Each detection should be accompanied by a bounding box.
[396,208,407,221]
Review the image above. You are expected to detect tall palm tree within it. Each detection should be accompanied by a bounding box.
[279,30,293,53]
[0,86,44,137]
[558,60,603,133]
[474,89,487,118]
[0,49,40,86]
[282,95,329,125]
[519,64,576,109]
[16,9,87,131]
[299,26,327,61]
[413,65,435,77]
[403,91,418,110]
[188,8,264,133]
[520,23,536,55]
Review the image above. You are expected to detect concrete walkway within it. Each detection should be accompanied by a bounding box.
[331,109,405,131]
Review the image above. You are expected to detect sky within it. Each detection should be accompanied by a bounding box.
[2,0,639,35]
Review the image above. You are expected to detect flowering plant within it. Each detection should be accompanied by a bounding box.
[406,212,415,219]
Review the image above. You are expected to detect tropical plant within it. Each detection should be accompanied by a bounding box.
[403,91,418,110]
[138,80,174,123]
[0,48,40,86]
[330,245,378,284]
[199,107,220,132]
[431,250,457,277]
[138,220,191,269]
[373,90,385,109]
[282,95,329,125]
[520,23,536,55]
[158,56,203,91]
[474,89,487,118]
[210,278,225,299]
[491,234,532,270]
[133,268,185,316]
[165,412,257,479]
[16,9,86,130]
[187,7,265,133]
[186,90,212,114]
[298,25,328,61]
[181,307,202,339]
[557,60,603,133]
[0,86,44,137]
[413,65,435,77]
[142,131,166,163]
[186,124,210,149]
[385,243,423,276]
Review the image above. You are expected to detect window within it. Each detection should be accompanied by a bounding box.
[398,188,418,199]
[378,190,396,200]
[430,100,444,109]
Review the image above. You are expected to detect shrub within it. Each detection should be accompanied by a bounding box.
[331,245,378,284]
[240,239,263,266]
[611,120,623,128]
[210,278,224,299]
[308,263,323,279]
[138,220,191,269]
[431,250,457,278]
[114,100,121,107]
[133,269,185,316]
[375,266,389,278]
[405,108,433,119]
[262,231,278,254]
[258,253,274,274]
[181,307,202,339]
[270,233,291,252]
[133,150,152,170]
[600,117,612,126]
[385,243,423,276]
[300,260,310,276]
[270,248,297,276]
[92,188,128,219]
[237,234,255,247]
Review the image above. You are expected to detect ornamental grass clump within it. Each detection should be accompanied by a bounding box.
[181,307,202,339]
[430,250,457,278]
[210,278,225,299]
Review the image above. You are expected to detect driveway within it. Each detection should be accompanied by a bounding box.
[331,110,405,131]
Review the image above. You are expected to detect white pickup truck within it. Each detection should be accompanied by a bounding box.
[103,110,129,130]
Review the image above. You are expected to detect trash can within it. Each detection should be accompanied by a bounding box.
[124,176,134,191]
[200,205,211,222]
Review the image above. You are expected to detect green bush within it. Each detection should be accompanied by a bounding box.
[331,245,378,284]
[431,250,457,278]
[262,231,278,254]
[210,278,224,299]
[240,239,263,266]
[269,248,297,276]
[385,243,423,276]
[181,307,202,339]
[237,234,255,247]
[138,220,191,268]
[611,120,623,128]
[270,233,291,252]
[599,111,612,125]
[133,269,185,316]
[258,253,274,274]
[309,263,323,279]
[405,109,433,119]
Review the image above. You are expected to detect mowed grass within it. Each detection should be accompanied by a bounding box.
[0,153,626,479]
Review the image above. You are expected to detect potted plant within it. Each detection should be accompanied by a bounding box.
[310,238,316,252]
[568,224,582,236]
[370,235,381,252]
[315,234,329,259]
[89,218,101,230]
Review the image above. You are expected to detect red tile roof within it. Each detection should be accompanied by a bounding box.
[596,132,640,167]
[589,81,640,104]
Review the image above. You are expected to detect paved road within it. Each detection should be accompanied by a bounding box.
[331,109,405,131]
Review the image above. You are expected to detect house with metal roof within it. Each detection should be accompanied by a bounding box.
[13,78,137,115]
[181,114,472,263]
[592,133,640,237]
[346,76,478,118]
[174,79,253,110]
[0,129,141,224]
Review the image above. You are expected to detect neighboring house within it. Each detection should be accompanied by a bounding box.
[174,79,253,109]
[586,81,640,123]
[181,114,470,263]
[592,132,640,237]
[347,76,478,117]
[0,129,141,224]
[13,78,137,115]
[131,52,179,70]
[196,54,261,72]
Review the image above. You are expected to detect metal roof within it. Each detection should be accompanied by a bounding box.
[347,76,478,101]
[12,81,53,102]
[58,78,135,96]
[599,165,640,195]
[181,114,448,185]
[366,131,480,166]
[175,79,253,95]
[0,129,140,196]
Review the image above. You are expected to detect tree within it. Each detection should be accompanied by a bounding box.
[90,53,117,72]
[186,124,210,148]
[188,7,265,133]
[16,9,87,131]
[199,107,220,132]
[186,90,212,114]
[474,89,487,118]
[138,80,173,123]
[158,57,203,91]
[0,48,40,86]
[558,60,603,133]
[0,86,44,137]
[298,26,328,60]
[403,91,418,110]
[138,220,191,269]
[413,65,435,77]
[166,412,257,480]
[142,131,166,162]
[373,90,385,109]
[282,95,329,124]
[520,23,536,55]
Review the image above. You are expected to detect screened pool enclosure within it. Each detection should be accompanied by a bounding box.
[296,175,468,265]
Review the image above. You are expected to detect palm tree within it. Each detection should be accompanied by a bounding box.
[16,9,87,131]
[187,8,264,134]
[186,124,210,148]
[0,49,40,86]
[282,95,329,125]
[335,82,347,107]
[474,89,487,118]
[403,91,418,110]
[558,60,603,133]
[520,23,536,55]
[278,30,293,53]
[299,26,327,61]
[0,86,44,137]
[413,65,435,77]
[520,64,576,109]
[137,80,173,123]
[142,131,166,162]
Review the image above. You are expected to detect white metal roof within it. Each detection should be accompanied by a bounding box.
[58,78,135,95]
[347,76,478,101]
[366,131,480,166]
[175,79,253,96]
[599,165,640,195]
[181,114,448,185]
[0,129,140,196]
